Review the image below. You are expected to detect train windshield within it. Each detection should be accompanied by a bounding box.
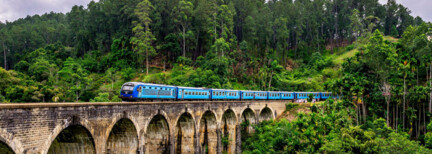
[122,86,134,91]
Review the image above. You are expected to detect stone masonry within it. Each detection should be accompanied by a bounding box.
[0,101,288,154]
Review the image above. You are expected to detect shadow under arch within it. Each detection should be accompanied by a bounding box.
[145,114,170,154]
[0,140,14,154]
[105,118,139,154]
[240,108,256,135]
[47,124,95,154]
[221,108,237,154]
[0,128,24,154]
[259,107,274,121]
[174,112,195,154]
[198,110,218,154]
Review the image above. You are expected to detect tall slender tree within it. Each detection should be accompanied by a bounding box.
[174,0,194,57]
[132,0,156,75]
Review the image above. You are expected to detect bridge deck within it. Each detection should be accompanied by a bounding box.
[0,100,292,109]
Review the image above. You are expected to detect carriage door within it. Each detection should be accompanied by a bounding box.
[182,89,184,99]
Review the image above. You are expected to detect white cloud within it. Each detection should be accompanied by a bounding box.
[0,0,96,22]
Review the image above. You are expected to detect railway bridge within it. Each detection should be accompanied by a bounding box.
[0,101,288,154]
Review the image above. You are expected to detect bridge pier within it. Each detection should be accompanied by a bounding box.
[0,101,287,154]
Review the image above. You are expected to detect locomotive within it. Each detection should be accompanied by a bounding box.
[119,82,338,101]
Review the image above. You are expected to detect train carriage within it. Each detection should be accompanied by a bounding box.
[211,89,241,100]
[321,92,332,100]
[295,92,309,99]
[312,92,320,99]
[177,87,211,100]
[254,91,268,100]
[120,82,177,101]
[242,91,255,100]
[281,92,295,100]
[268,92,282,100]
[120,82,339,102]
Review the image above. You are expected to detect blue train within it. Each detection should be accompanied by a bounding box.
[119,82,338,101]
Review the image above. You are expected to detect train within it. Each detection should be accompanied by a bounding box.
[119,82,338,101]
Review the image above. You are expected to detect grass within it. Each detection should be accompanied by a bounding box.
[332,36,398,66]
[333,48,359,65]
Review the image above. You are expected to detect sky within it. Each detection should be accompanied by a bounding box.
[378,0,432,22]
[0,0,431,23]
[0,0,95,23]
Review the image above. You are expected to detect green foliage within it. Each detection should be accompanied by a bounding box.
[307,93,314,102]
[244,99,432,153]
[285,103,299,111]
[90,92,120,102]
[391,25,399,37]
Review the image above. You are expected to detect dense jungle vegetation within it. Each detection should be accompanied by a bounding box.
[1,0,432,152]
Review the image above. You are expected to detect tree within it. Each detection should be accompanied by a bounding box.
[364,30,397,127]
[268,60,283,90]
[132,0,156,75]
[57,58,90,102]
[349,9,363,39]
[174,0,194,57]
[390,25,399,37]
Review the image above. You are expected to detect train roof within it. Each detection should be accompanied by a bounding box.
[211,89,240,91]
[122,82,176,87]
[241,90,268,93]
[176,86,210,90]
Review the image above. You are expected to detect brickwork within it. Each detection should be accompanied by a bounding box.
[0,101,289,154]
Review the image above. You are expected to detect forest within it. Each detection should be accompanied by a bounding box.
[1,0,432,152]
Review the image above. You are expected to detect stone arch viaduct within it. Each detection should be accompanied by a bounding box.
[0,101,287,154]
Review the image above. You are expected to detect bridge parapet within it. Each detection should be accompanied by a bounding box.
[0,101,288,154]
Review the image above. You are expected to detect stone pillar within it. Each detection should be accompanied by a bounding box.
[235,125,241,154]
[217,128,221,154]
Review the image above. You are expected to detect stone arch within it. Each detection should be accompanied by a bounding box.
[145,114,170,154]
[221,109,237,154]
[42,116,95,154]
[105,118,139,154]
[174,112,196,154]
[47,125,95,154]
[104,114,140,141]
[0,128,24,154]
[240,108,256,134]
[259,107,274,121]
[198,110,217,154]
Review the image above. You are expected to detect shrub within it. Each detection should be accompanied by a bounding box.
[286,103,299,111]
